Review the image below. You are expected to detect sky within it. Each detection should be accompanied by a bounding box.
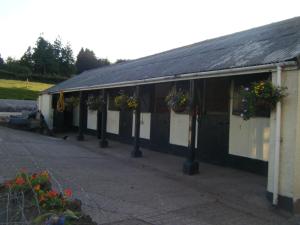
[0,0,299,63]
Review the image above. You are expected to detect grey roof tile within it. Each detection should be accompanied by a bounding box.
[47,17,300,93]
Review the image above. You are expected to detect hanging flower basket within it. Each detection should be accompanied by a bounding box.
[64,96,79,111]
[165,87,190,113]
[127,96,139,110]
[114,91,139,110]
[86,95,105,111]
[114,91,129,110]
[240,80,287,120]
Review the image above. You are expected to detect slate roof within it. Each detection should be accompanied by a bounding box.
[47,17,300,93]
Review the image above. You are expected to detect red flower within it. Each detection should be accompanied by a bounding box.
[64,188,72,198]
[15,177,25,185]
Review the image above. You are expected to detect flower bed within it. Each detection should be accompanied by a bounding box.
[1,169,97,225]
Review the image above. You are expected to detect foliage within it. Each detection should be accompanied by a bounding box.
[114,91,138,110]
[0,54,4,66]
[4,57,32,75]
[65,96,80,110]
[31,36,75,76]
[86,95,105,111]
[0,79,52,100]
[1,170,97,225]
[240,80,287,120]
[75,48,110,74]
[127,96,138,110]
[115,59,129,64]
[5,170,51,194]
[165,87,190,113]
[114,92,128,110]
[0,69,67,84]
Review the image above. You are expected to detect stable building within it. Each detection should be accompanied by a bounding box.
[39,17,300,213]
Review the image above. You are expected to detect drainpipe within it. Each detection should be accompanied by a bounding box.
[273,65,282,205]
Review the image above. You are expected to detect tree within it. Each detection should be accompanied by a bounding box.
[20,47,33,70]
[115,59,129,64]
[59,43,76,76]
[32,36,58,74]
[97,58,110,67]
[0,54,4,66]
[75,48,99,74]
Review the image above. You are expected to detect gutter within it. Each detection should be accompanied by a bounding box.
[273,65,282,205]
[45,61,296,94]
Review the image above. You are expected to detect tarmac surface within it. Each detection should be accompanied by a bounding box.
[0,126,299,225]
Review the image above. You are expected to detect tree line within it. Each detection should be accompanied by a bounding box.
[0,36,128,83]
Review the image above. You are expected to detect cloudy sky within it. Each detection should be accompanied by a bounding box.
[0,0,299,62]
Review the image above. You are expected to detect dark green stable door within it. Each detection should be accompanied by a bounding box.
[150,83,171,148]
[197,78,230,165]
[119,110,133,143]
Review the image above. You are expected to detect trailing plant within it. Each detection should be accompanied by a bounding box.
[86,95,105,111]
[114,91,129,110]
[114,91,138,110]
[127,95,139,110]
[240,80,287,120]
[165,87,190,113]
[65,96,79,110]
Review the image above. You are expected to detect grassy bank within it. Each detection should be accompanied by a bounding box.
[0,79,53,100]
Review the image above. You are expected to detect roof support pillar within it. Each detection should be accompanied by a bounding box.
[183,79,199,175]
[100,89,108,148]
[131,86,143,157]
[77,91,85,141]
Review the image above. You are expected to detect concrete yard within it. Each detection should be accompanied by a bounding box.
[0,126,299,225]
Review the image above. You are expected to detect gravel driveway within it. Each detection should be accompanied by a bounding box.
[0,126,298,225]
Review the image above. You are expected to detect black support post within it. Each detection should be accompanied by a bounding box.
[131,86,143,157]
[183,80,199,175]
[100,89,108,148]
[77,91,84,141]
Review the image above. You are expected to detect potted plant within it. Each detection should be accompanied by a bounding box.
[64,96,79,111]
[114,91,129,110]
[127,95,139,110]
[240,80,287,120]
[86,95,105,111]
[165,87,190,113]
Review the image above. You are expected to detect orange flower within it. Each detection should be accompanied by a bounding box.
[15,177,25,185]
[47,190,58,198]
[39,195,46,202]
[40,171,50,180]
[64,188,72,198]
[34,184,40,191]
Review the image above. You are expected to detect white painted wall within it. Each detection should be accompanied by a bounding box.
[132,112,151,139]
[267,69,300,204]
[229,81,270,161]
[87,109,97,130]
[107,110,120,134]
[73,105,79,127]
[169,110,189,147]
[38,94,53,129]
